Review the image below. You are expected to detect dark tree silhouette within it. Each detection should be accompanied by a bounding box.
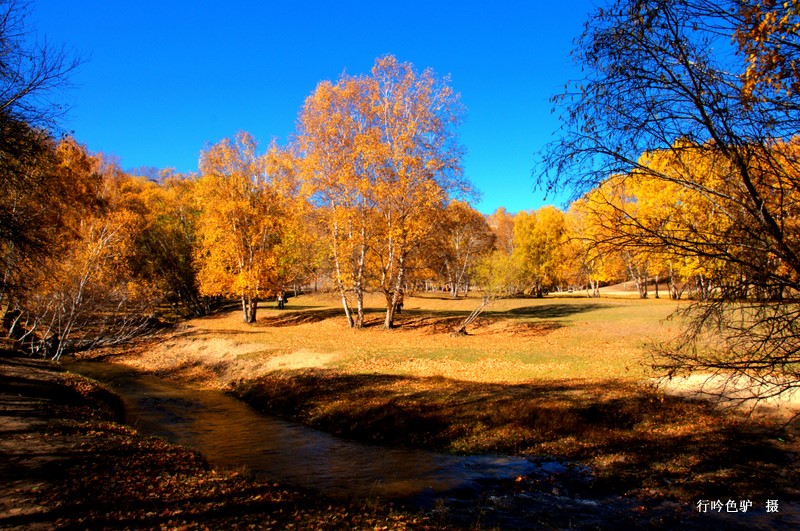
[540,0,800,404]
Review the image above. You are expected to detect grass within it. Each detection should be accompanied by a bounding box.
[152,291,684,383]
[94,291,799,508]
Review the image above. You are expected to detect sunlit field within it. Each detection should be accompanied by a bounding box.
[135,291,683,385]
[100,292,799,504]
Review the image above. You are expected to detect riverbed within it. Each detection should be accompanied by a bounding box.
[67,360,566,502]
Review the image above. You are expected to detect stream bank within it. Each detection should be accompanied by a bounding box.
[64,350,797,530]
[0,351,436,530]
[5,342,796,529]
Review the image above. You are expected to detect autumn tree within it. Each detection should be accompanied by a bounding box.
[1,126,60,308]
[365,56,468,328]
[4,141,169,359]
[264,145,314,294]
[471,207,526,296]
[562,197,630,297]
[2,136,102,350]
[430,200,494,297]
[0,0,81,315]
[195,132,294,323]
[737,0,800,101]
[297,76,374,327]
[298,55,467,328]
[541,0,800,400]
[512,206,572,297]
[570,176,659,299]
[127,171,209,317]
[487,207,516,255]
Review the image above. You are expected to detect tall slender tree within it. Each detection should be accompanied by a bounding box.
[364,56,468,328]
[298,55,468,328]
[297,77,374,327]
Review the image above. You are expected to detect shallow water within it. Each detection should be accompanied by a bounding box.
[66,360,800,529]
[67,360,547,502]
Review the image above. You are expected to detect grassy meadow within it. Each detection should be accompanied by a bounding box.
[140,291,684,383]
[100,291,798,505]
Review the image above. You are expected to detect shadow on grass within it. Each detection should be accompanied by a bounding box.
[504,303,608,319]
[235,368,799,502]
[293,304,599,333]
[164,299,610,335]
[256,308,347,327]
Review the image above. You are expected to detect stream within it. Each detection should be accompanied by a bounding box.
[67,360,558,504]
[64,360,799,529]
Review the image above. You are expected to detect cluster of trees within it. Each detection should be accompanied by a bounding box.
[1,135,209,359]
[0,41,510,354]
[4,0,800,400]
[296,56,471,328]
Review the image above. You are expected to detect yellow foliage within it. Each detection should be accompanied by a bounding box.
[194,132,296,303]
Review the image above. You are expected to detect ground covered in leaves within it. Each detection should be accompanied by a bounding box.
[0,351,436,530]
[12,293,800,529]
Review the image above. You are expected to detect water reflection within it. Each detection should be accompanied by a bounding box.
[68,361,543,501]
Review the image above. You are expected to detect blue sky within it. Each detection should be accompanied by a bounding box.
[30,1,595,214]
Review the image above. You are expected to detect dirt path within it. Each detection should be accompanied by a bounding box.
[657,373,800,422]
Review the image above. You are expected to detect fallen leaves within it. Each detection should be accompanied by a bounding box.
[1,354,434,530]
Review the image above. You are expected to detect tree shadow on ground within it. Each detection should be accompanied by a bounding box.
[255,308,348,327]
[503,303,608,319]
[255,302,607,330]
[385,313,564,336]
[389,314,488,333]
[235,368,800,504]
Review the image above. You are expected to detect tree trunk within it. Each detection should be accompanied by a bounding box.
[668,264,679,299]
[453,296,492,335]
[242,295,258,323]
[384,291,396,329]
[384,256,407,329]
[588,279,600,298]
[630,269,648,299]
[330,218,354,328]
[353,227,367,328]
[340,294,354,328]
[355,286,365,328]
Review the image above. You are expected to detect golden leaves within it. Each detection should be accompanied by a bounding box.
[737,0,800,99]
[296,55,466,325]
[194,133,297,302]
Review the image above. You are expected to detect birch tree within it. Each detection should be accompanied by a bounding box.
[297,77,374,327]
[298,55,468,328]
[195,132,292,323]
[365,56,467,328]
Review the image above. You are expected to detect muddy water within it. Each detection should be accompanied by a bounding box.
[67,360,549,503]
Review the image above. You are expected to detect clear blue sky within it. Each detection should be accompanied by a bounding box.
[30,1,595,214]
